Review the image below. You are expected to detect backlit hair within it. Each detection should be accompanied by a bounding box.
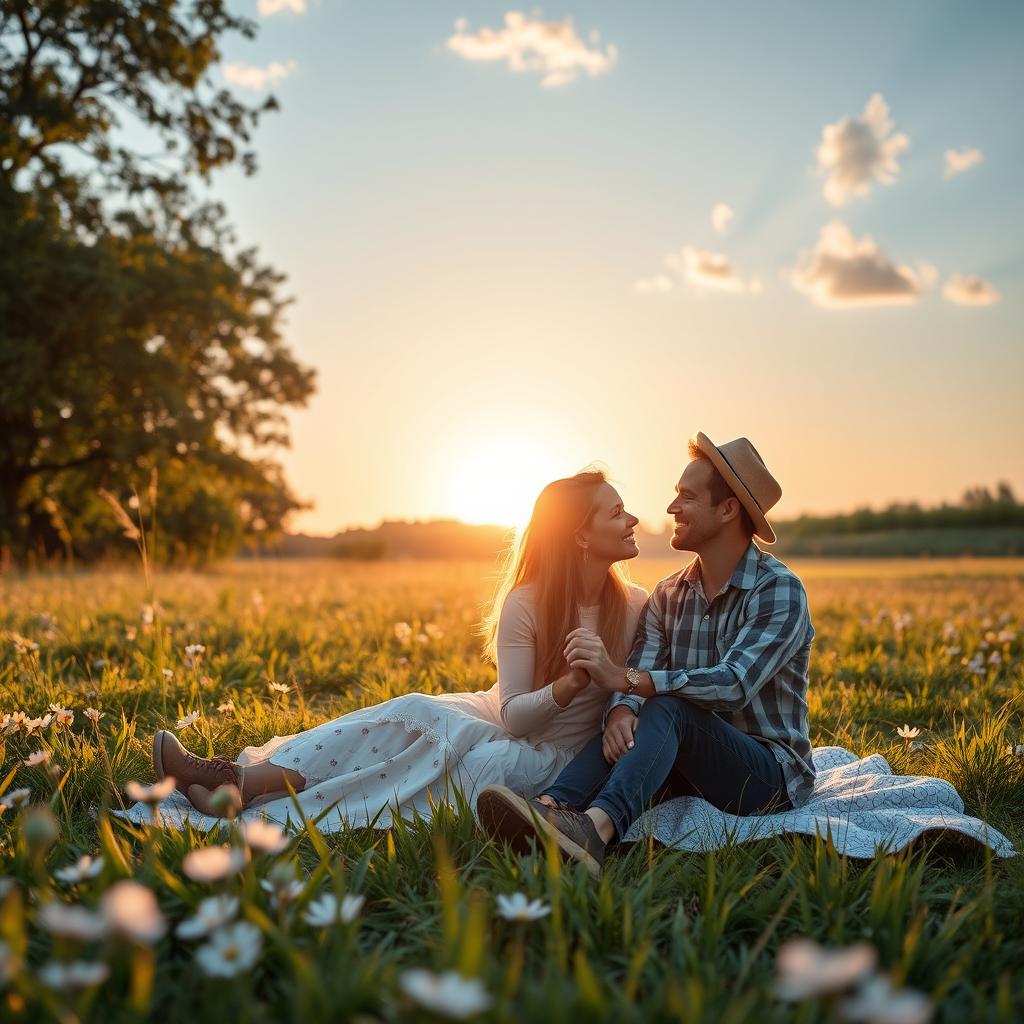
[480,469,631,686]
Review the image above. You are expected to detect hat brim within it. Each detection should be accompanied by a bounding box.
[694,431,777,545]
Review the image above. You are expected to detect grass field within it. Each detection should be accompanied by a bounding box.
[1,556,1022,1022]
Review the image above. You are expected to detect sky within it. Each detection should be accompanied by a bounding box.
[207,0,1023,534]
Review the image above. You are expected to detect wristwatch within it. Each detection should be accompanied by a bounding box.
[624,667,643,696]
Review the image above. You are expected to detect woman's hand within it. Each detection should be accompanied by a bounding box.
[603,705,638,763]
[563,627,624,691]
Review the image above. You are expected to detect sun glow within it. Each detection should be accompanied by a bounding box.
[445,440,573,529]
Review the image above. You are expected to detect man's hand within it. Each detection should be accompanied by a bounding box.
[564,627,623,691]
[603,705,637,763]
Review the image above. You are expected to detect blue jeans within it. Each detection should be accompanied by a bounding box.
[542,694,792,840]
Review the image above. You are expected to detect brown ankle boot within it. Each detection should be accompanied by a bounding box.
[152,730,241,798]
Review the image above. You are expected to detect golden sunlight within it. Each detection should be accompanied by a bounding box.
[444,439,571,528]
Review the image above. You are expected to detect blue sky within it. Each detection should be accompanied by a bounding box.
[206,1,1023,533]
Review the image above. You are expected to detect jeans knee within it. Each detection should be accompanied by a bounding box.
[639,694,690,722]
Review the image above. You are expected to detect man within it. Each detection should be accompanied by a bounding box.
[476,432,816,877]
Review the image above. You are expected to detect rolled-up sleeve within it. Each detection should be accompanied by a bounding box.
[649,576,809,712]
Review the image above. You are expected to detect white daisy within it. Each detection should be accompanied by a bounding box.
[125,778,177,804]
[183,845,250,883]
[239,819,290,855]
[774,938,878,1000]
[399,969,492,1019]
[100,881,167,944]
[37,902,110,941]
[175,895,240,939]
[38,959,110,990]
[195,922,263,977]
[175,710,200,730]
[841,975,933,1024]
[495,892,551,922]
[54,855,105,885]
[302,892,365,927]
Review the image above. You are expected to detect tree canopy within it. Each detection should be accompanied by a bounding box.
[0,0,316,564]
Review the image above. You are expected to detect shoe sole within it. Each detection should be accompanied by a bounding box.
[152,730,190,798]
[476,785,601,879]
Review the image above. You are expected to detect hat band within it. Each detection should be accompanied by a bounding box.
[716,448,764,512]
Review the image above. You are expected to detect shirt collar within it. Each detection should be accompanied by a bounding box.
[682,540,761,594]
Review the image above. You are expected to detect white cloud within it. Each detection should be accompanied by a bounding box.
[790,221,935,308]
[815,93,909,206]
[944,147,983,179]
[447,11,617,88]
[222,60,297,91]
[943,273,999,306]
[258,0,306,14]
[633,275,674,294]
[711,202,734,234]
[666,246,745,292]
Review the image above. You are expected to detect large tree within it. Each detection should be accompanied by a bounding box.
[0,0,316,562]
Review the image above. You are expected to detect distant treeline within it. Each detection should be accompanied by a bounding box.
[248,483,1024,561]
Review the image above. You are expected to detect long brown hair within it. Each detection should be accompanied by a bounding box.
[480,469,632,687]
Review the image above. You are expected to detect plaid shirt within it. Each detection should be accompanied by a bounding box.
[608,540,816,807]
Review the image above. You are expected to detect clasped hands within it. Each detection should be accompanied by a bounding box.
[562,627,626,691]
[563,627,637,763]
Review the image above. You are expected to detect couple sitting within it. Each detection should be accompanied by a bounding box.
[150,433,815,876]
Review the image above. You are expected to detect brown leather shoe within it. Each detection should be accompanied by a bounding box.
[476,784,605,878]
[152,730,240,798]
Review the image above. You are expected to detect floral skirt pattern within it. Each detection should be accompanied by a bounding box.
[234,688,577,831]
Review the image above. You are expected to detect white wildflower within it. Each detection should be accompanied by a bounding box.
[125,778,177,804]
[175,710,200,730]
[840,974,933,1024]
[38,960,110,990]
[84,707,104,722]
[400,969,493,1019]
[217,700,235,715]
[175,895,239,939]
[268,681,291,694]
[195,922,262,977]
[495,892,551,921]
[37,902,110,941]
[54,855,105,885]
[183,845,250,883]
[101,881,167,944]
[239,820,290,855]
[302,892,365,928]
[24,749,52,767]
[774,938,878,1000]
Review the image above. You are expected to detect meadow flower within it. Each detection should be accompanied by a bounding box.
[268,681,291,694]
[37,902,110,941]
[175,895,239,939]
[394,622,413,644]
[424,623,444,640]
[84,707,104,722]
[162,668,175,680]
[54,855,105,884]
[240,819,290,854]
[195,922,263,977]
[37,960,110,990]
[9,632,39,655]
[302,892,365,927]
[140,604,155,625]
[3,711,27,734]
[997,629,1016,644]
[48,704,74,726]
[101,881,168,944]
[495,892,551,921]
[124,626,137,642]
[260,877,305,906]
[125,778,177,804]
[24,749,52,767]
[4,788,31,807]
[217,700,235,715]
[840,975,933,1024]
[774,938,878,1000]
[183,845,250,883]
[942,646,961,657]
[896,725,920,746]
[23,714,53,735]
[176,710,200,730]
[185,643,206,657]
[1013,743,1024,758]
[988,651,1002,665]
[964,654,987,676]
[399,969,493,1019]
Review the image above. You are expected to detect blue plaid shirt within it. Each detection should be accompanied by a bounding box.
[608,540,816,807]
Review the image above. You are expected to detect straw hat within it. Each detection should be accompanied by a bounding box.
[693,432,782,544]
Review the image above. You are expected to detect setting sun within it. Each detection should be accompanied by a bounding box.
[445,440,575,528]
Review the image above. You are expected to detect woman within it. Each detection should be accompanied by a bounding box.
[149,470,648,831]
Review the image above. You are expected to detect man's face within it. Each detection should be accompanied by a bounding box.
[665,460,722,550]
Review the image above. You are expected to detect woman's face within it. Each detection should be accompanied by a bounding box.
[577,483,640,563]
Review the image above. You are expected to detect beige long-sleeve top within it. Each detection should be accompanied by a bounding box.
[495,582,650,751]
